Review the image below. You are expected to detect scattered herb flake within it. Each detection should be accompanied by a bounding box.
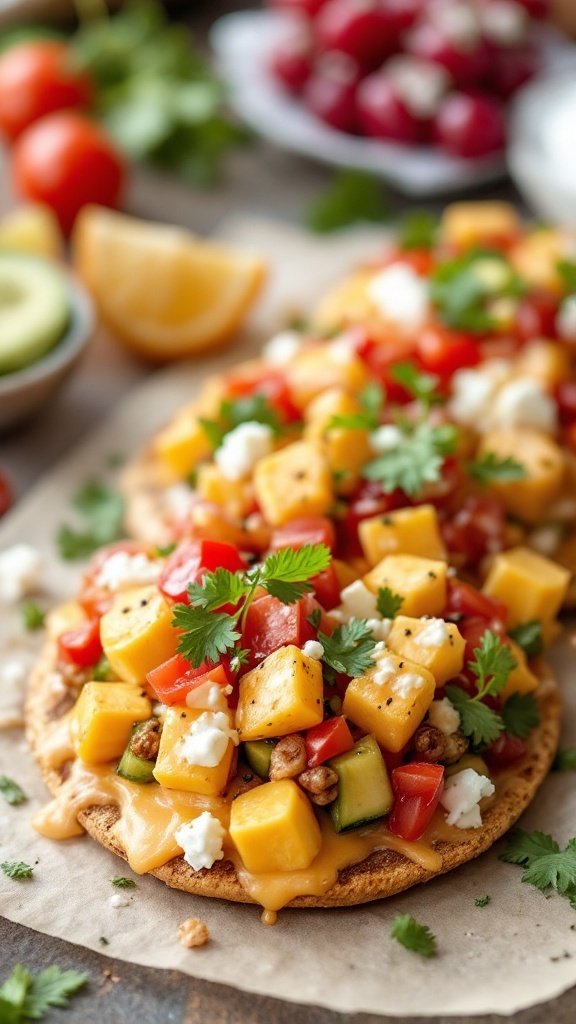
[57,480,124,561]
[92,656,113,682]
[376,587,403,619]
[20,601,45,632]
[446,631,516,747]
[1,861,33,880]
[554,748,576,772]
[390,361,441,409]
[469,452,527,485]
[111,877,136,889]
[390,914,437,957]
[0,963,87,1020]
[475,895,491,908]
[328,381,384,432]
[508,620,544,659]
[398,210,437,250]
[0,777,27,807]
[99,936,110,947]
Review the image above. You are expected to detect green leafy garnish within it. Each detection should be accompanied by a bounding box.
[553,748,576,772]
[0,963,87,1021]
[99,936,110,947]
[431,250,523,334]
[446,631,516,747]
[154,542,177,558]
[200,394,284,450]
[1,861,33,880]
[508,620,544,659]
[475,895,491,908]
[111,877,136,889]
[502,692,540,739]
[398,210,437,250]
[306,170,389,234]
[468,453,527,485]
[364,421,458,497]
[557,259,576,293]
[446,688,503,748]
[174,544,330,667]
[390,362,441,409]
[229,647,250,672]
[376,587,403,619]
[501,829,576,908]
[93,656,114,682]
[318,619,376,683]
[20,601,45,632]
[390,914,437,958]
[57,480,124,561]
[0,776,27,806]
[307,608,322,630]
[328,381,384,431]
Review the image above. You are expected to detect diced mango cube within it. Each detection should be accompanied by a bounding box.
[359,504,445,566]
[71,682,152,763]
[196,463,255,519]
[100,585,179,685]
[343,652,435,752]
[500,641,539,701]
[153,406,212,478]
[313,269,376,333]
[477,429,565,523]
[286,343,369,408]
[305,388,371,495]
[364,555,447,618]
[253,440,333,526]
[386,615,465,687]
[153,706,234,796]
[440,201,519,248]
[483,547,570,627]
[236,645,323,741]
[229,779,321,873]
[509,228,568,293]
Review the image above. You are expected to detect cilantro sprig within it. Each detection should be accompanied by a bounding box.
[508,620,544,659]
[376,587,403,619]
[446,631,517,748]
[501,829,576,908]
[199,394,285,450]
[173,544,331,667]
[328,381,384,432]
[318,620,376,684]
[57,480,124,561]
[111,877,137,889]
[363,421,458,497]
[390,914,437,958]
[390,362,442,410]
[1,861,33,880]
[0,963,87,1021]
[431,249,524,334]
[468,453,527,485]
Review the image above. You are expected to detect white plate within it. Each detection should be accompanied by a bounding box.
[211,10,574,198]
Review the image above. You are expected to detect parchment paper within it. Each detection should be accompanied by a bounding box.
[1,217,576,1018]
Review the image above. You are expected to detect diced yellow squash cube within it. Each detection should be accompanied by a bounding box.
[343,652,435,752]
[100,585,178,685]
[253,440,333,526]
[516,341,570,390]
[386,615,465,687]
[305,388,372,495]
[509,228,568,293]
[359,504,445,566]
[286,344,369,408]
[314,269,376,333]
[333,558,359,591]
[153,406,212,478]
[71,682,152,763]
[440,202,519,248]
[196,463,254,519]
[500,640,539,701]
[483,547,570,627]
[229,779,321,873]
[364,555,447,618]
[236,645,323,741]
[304,386,360,427]
[153,706,234,796]
[477,429,565,524]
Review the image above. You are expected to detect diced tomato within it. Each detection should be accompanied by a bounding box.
[382,248,436,277]
[0,469,12,517]
[355,333,417,401]
[224,369,302,424]
[416,324,480,379]
[310,559,341,610]
[446,579,508,626]
[565,422,576,453]
[514,291,558,343]
[146,653,229,705]
[388,762,445,841]
[58,618,102,668]
[441,495,505,568]
[555,380,576,425]
[79,541,149,618]
[486,732,527,767]
[305,716,354,767]
[158,539,247,604]
[269,516,336,553]
[243,593,321,664]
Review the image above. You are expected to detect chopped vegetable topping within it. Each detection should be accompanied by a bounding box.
[390,362,441,409]
[111,877,137,889]
[508,621,544,659]
[200,394,284,450]
[363,422,458,497]
[390,914,437,957]
[446,631,516,747]
[475,895,491,908]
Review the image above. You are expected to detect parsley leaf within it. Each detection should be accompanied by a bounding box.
[468,453,527,485]
[306,170,389,234]
[200,394,283,450]
[376,587,403,619]
[554,748,576,772]
[307,608,322,630]
[390,362,441,409]
[390,914,437,957]
[502,692,540,739]
[1,861,33,880]
[501,829,576,900]
[260,544,331,603]
[328,381,384,431]
[475,895,491,908]
[468,630,517,699]
[186,568,248,612]
[111,877,136,889]
[173,605,241,667]
[22,966,87,1018]
[508,620,544,659]
[20,601,45,632]
[364,421,458,497]
[0,776,27,807]
[57,480,124,561]
[431,250,523,334]
[445,687,504,747]
[397,210,437,250]
[318,619,376,681]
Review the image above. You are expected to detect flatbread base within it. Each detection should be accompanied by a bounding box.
[26,637,561,909]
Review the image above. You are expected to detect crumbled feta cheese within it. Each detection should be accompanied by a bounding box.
[386,55,449,118]
[370,425,403,454]
[337,580,379,620]
[110,893,131,908]
[302,639,325,660]
[175,812,226,872]
[528,525,562,557]
[328,332,359,365]
[449,368,497,426]
[164,483,196,517]
[185,682,232,712]
[0,544,42,604]
[366,617,392,642]
[0,660,27,691]
[428,697,461,736]
[391,673,425,699]
[263,329,304,365]
[372,654,398,685]
[418,618,450,648]
[556,295,576,341]
[179,711,238,768]
[95,551,161,591]
[491,377,558,434]
[214,422,274,481]
[367,264,429,333]
[440,768,495,829]
[480,0,528,45]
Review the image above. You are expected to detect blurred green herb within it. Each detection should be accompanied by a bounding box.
[397,210,437,250]
[306,170,389,234]
[57,480,124,561]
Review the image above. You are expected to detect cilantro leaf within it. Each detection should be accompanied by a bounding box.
[554,748,576,772]
[307,608,322,630]
[469,453,527,485]
[364,421,458,497]
[0,964,31,1019]
[318,619,376,681]
[397,210,437,250]
[328,381,384,431]
[229,647,250,672]
[187,568,248,611]
[475,895,491,907]
[508,620,544,659]
[445,686,504,747]
[431,250,523,334]
[111,877,136,889]
[306,170,389,234]
[1,861,33,880]
[57,480,124,561]
[501,828,560,867]
[20,601,45,632]
[557,259,576,293]
[376,587,403,619]
[22,966,87,1018]
[501,829,576,900]
[200,394,284,450]
[468,630,517,699]
[502,692,540,739]
[173,605,241,667]
[0,776,27,807]
[390,362,441,408]
[260,544,331,604]
[390,914,437,957]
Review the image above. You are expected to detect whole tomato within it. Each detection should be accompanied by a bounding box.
[12,112,125,233]
[0,41,92,142]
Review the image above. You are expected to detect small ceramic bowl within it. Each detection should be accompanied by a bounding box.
[0,276,94,433]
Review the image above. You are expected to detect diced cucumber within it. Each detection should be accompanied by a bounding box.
[0,254,70,374]
[117,721,158,784]
[243,739,276,780]
[329,735,393,833]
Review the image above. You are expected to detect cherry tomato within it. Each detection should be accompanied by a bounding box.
[12,111,125,233]
[58,618,102,668]
[315,0,396,71]
[146,653,229,705]
[159,539,247,605]
[303,52,360,133]
[388,762,444,841]
[446,580,508,626]
[269,34,313,93]
[356,71,421,143]
[0,470,13,518]
[416,325,480,379]
[432,92,505,159]
[270,0,327,18]
[305,716,354,767]
[406,20,489,88]
[514,290,559,342]
[0,41,92,142]
[269,516,336,552]
[490,44,538,99]
[486,732,527,767]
